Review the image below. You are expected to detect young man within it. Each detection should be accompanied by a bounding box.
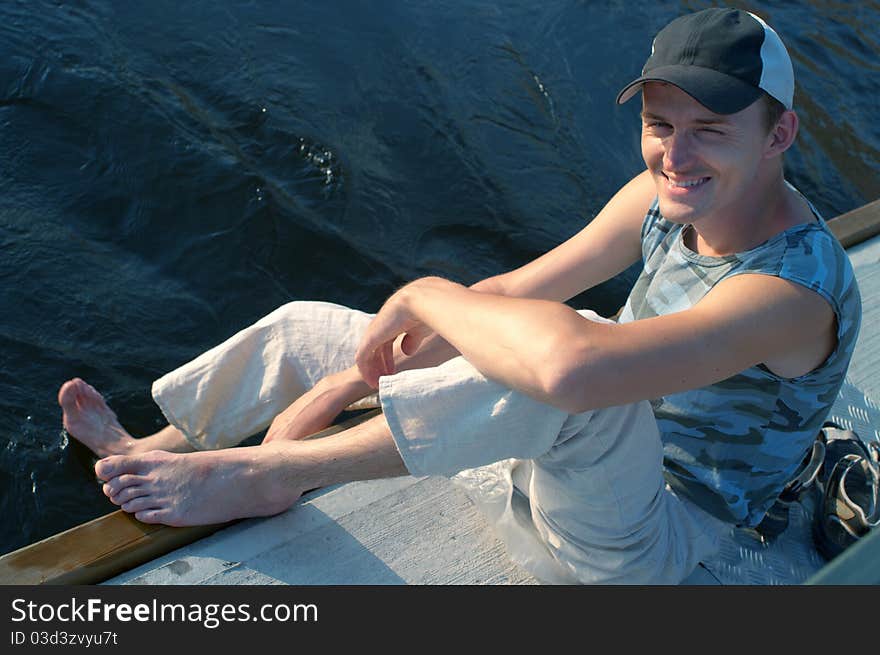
[58,8,860,584]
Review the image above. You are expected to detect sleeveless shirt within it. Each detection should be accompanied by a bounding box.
[617,194,862,526]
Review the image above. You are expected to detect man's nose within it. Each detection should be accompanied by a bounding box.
[663,130,695,171]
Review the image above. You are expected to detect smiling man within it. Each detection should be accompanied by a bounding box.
[59,8,861,584]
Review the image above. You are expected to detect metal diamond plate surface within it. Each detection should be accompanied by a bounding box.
[701,377,879,584]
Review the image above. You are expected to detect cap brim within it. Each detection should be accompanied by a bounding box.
[616,64,763,115]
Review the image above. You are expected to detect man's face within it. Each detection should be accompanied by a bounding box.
[640,82,772,226]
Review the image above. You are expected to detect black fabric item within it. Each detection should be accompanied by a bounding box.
[647,8,765,86]
[811,422,880,560]
[616,7,771,114]
[817,422,873,486]
[813,455,875,560]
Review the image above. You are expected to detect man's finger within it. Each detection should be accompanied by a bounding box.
[401,324,431,355]
[379,341,395,379]
[356,357,377,389]
[355,347,382,389]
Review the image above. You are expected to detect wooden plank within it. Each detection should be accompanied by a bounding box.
[826,198,880,249]
[0,513,232,585]
[0,409,380,585]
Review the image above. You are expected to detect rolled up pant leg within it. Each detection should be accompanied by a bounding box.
[151,301,373,450]
[379,309,727,585]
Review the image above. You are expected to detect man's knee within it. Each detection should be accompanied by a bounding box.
[258,300,365,329]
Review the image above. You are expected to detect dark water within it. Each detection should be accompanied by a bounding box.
[1,0,878,557]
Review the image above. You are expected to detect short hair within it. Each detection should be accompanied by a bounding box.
[762,93,787,133]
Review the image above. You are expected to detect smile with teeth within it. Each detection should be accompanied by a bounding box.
[664,173,710,190]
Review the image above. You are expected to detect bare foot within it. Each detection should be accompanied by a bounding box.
[95,444,304,526]
[59,378,194,458]
[59,378,139,458]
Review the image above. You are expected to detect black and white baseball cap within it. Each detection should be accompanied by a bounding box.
[616,8,794,114]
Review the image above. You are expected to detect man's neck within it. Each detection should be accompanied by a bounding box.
[686,169,812,257]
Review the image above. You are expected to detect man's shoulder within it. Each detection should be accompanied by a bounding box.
[775,219,855,286]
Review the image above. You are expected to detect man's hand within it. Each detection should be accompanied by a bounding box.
[262,368,372,443]
[354,278,443,388]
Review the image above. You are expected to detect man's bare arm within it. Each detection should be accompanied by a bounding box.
[357,273,836,414]
[529,273,837,412]
[462,169,654,303]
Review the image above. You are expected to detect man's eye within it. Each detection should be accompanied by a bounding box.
[699,128,723,135]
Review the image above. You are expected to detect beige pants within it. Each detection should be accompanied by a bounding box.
[152,300,727,584]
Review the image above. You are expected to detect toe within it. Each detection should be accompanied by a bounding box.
[102,474,145,496]
[75,380,109,412]
[133,509,168,524]
[121,496,158,514]
[95,455,144,480]
[58,378,82,408]
[112,485,148,506]
[95,456,119,480]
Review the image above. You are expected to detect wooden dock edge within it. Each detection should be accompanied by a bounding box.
[0,513,233,586]
[825,199,880,248]
[2,199,878,587]
[0,410,380,585]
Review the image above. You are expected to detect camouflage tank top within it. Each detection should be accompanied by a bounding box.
[617,194,862,527]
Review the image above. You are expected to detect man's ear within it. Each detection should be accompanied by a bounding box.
[764,110,799,158]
